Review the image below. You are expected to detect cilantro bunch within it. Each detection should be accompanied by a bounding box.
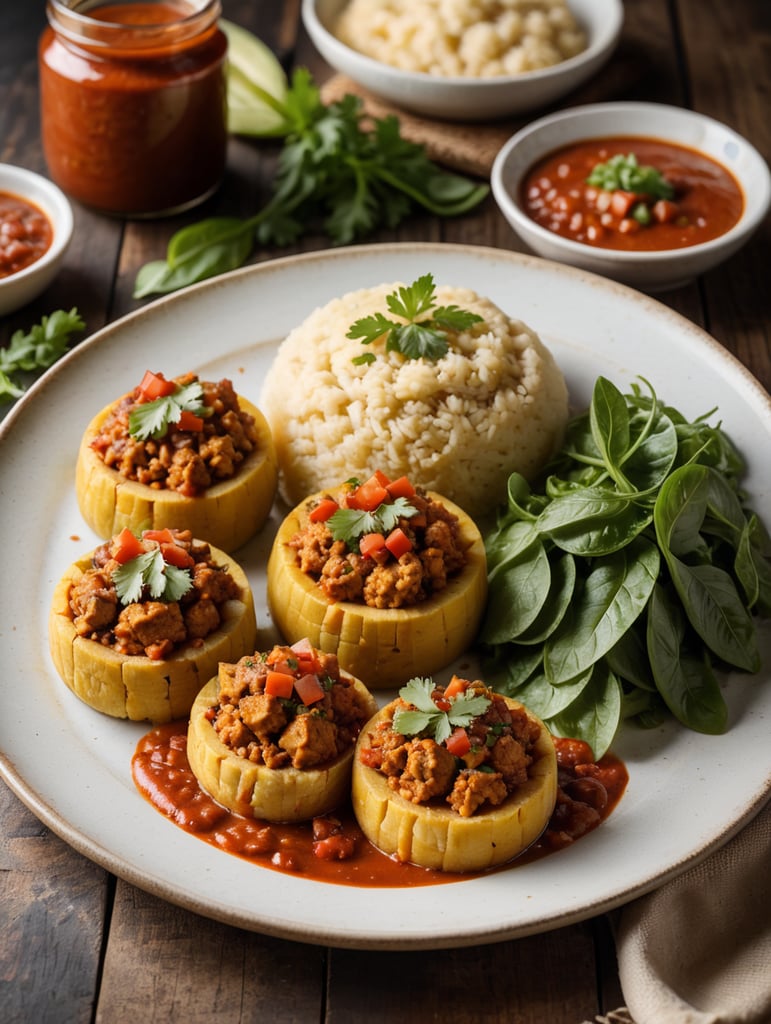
[393,678,491,745]
[347,274,484,364]
[134,68,489,299]
[0,308,84,404]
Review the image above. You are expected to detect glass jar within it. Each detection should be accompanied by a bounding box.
[39,0,228,217]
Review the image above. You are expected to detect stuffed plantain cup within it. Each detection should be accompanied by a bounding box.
[187,639,379,822]
[49,528,256,722]
[352,675,557,872]
[266,471,487,689]
[76,371,278,553]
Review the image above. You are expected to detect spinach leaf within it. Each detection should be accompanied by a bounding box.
[544,536,660,683]
[536,487,652,556]
[646,583,728,733]
[480,538,551,644]
[547,661,623,760]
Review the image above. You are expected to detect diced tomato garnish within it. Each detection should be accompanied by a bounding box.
[652,198,678,223]
[112,527,144,564]
[610,190,637,218]
[294,673,326,705]
[386,475,415,500]
[433,696,451,712]
[309,498,339,523]
[137,370,176,402]
[352,474,390,511]
[444,676,469,698]
[445,727,471,758]
[142,528,176,545]
[359,532,386,558]
[174,409,204,432]
[265,671,295,699]
[159,542,194,569]
[290,637,320,673]
[385,527,412,558]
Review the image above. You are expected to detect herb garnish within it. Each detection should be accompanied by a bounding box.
[133,65,489,299]
[328,497,418,547]
[128,379,209,440]
[347,274,484,365]
[586,153,675,200]
[392,678,491,745]
[0,308,85,404]
[481,376,771,758]
[113,548,193,605]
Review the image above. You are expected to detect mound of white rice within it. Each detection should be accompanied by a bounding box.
[260,282,569,521]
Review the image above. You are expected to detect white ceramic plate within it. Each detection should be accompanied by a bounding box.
[1,243,769,950]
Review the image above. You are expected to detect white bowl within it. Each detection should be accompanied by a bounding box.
[0,164,73,317]
[302,0,623,122]
[491,102,771,292]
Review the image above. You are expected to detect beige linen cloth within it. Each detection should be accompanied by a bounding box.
[321,75,771,1024]
[591,798,771,1024]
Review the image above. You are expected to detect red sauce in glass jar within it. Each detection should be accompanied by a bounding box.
[0,192,53,278]
[38,0,227,217]
[132,722,628,887]
[520,136,744,252]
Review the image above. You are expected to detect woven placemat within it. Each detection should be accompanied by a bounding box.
[320,73,518,178]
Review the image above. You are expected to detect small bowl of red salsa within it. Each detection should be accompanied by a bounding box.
[0,163,73,315]
[491,102,771,292]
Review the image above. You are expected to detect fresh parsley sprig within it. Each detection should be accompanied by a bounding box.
[393,677,491,746]
[128,380,209,440]
[328,496,418,547]
[133,67,489,299]
[586,153,675,200]
[0,308,85,403]
[347,274,484,365]
[113,549,193,605]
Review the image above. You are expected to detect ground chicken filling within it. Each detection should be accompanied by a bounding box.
[68,530,242,659]
[208,643,374,770]
[290,486,468,609]
[359,679,544,817]
[90,375,260,497]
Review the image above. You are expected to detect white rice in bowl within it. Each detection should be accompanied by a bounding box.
[260,282,568,520]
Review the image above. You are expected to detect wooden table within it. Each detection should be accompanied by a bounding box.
[1,2,769,1021]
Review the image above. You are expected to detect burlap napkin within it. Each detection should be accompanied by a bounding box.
[585,799,771,1024]
[320,73,517,177]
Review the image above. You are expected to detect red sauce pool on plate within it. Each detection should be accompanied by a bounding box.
[0,192,53,277]
[132,722,628,887]
[520,136,744,251]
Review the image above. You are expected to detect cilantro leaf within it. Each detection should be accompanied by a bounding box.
[328,497,418,547]
[113,549,193,605]
[346,274,483,365]
[386,274,437,321]
[128,380,209,440]
[392,676,491,745]
[0,308,85,404]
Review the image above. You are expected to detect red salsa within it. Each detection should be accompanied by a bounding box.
[0,191,53,278]
[132,721,628,887]
[39,0,227,216]
[521,136,744,251]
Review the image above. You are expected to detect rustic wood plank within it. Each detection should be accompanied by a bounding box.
[94,879,325,1023]
[328,924,600,1024]
[0,782,108,1024]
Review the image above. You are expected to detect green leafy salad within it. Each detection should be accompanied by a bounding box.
[480,376,771,758]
